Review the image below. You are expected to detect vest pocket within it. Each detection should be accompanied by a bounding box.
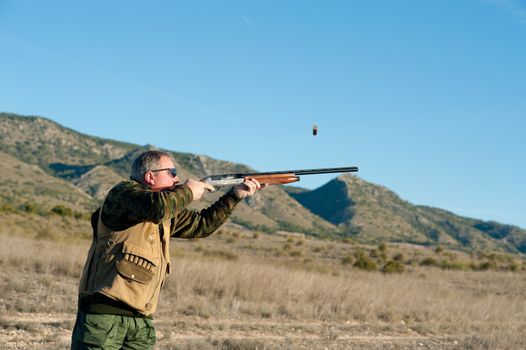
[116,241,159,284]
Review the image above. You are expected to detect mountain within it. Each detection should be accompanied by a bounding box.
[1,112,525,254]
[0,113,337,235]
[288,175,526,253]
[0,149,94,212]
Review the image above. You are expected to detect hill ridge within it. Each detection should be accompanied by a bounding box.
[1,112,525,254]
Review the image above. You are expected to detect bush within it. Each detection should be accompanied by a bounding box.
[420,257,440,267]
[22,202,38,214]
[381,260,405,274]
[478,260,497,271]
[74,211,86,220]
[441,261,467,270]
[342,237,354,244]
[202,249,238,261]
[0,203,16,213]
[353,252,378,271]
[289,250,302,257]
[369,249,380,258]
[51,205,73,217]
[341,255,353,265]
[393,253,405,262]
[504,262,520,271]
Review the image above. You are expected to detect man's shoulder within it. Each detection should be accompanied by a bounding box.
[103,180,145,211]
[101,180,147,229]
[108,180,146,196]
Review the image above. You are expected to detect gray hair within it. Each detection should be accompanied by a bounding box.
[130,150,175,182]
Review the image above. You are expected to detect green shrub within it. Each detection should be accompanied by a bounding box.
[202,249,238,261]
[51,205,73,217]
[341,255,353,265]
[478,260,497,271]
[312,246,323,253]
[353,252,378,271]
[0,203,16,213]
[504,262,519,271]
[289,250,302,257]
[441,261,467,270]
[393,253,405,262]
[369,249,380,258]
[342,237,354,244]
[420,257,440,267]
[22,202,38,214]
[381,260,405,273]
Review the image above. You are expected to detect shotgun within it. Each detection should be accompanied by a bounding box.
[201,166,358,190]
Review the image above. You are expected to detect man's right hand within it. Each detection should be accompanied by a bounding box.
[184,179,215,200]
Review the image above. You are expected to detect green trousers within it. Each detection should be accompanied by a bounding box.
[71,310,156,350]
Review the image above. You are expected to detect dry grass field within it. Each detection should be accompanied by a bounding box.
[0,211,525,349]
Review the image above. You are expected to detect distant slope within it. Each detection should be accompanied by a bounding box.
[2,112,525,253]
[0,113,337,235]
[74,165,125,200]
[289,175,526,253]
[0,150,96,211]
[0,112,136,169]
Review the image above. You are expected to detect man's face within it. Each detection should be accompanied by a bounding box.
[148,156,180,191]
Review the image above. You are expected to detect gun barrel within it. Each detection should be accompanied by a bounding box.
[293,166,358,175]
[208,166,358,179]
[244,166,358,177]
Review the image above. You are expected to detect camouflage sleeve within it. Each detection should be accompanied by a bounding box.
[101,180,194,231]
[170,189,242,238]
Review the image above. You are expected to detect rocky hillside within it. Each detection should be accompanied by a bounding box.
[0,113,337,235]
[1,112,525,254]
[289,175,526,253]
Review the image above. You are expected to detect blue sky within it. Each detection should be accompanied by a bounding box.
[1,0,525,228]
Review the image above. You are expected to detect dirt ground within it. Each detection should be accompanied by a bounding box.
[0,312,468,350]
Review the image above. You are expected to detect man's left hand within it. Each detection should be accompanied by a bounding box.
[232,178,265,199]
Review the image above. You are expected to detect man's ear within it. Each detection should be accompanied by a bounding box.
[144,171,155,185]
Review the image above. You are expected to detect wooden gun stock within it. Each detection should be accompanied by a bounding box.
[249,174,300,185]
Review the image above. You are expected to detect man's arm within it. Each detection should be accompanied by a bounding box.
[170,178,262,238]
[170,189,241,238]
[101,180,194,231]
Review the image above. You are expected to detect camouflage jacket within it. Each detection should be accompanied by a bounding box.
[78,180,241,316]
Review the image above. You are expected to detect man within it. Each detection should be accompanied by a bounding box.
[71,150,262,349]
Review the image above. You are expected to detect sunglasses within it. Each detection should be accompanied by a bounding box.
[151,167,178,177]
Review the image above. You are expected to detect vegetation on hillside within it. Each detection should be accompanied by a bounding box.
[1,112,525,257]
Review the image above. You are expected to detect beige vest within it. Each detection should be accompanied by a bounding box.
[79,209,171,316]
